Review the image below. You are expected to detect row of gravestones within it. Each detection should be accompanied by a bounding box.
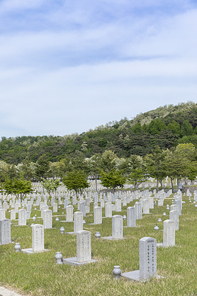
[0,188,187,282]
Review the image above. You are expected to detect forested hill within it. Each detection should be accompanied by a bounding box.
[1,101,197,164]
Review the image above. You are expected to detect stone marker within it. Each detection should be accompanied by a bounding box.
[157,220,175,248]
[18,209,26,226]
[135,202,142,219]
[143,199,150,214]
[0,209,5,220]
[0,219,11,245]
[94,207,102,224]
[53,203,57,212]
[122,237,161,281]
[105,202,112,218]
[63,230,98,266]
[66,205,73,222]
[21,224,47,254]
[112,215,123,239]
[43,210,52,229]
[127,207,136,227]
[163,220,175,247]
[169,210,179,231]
[74,211,83,233]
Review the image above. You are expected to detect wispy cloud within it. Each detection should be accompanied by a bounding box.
[0,0,197,137]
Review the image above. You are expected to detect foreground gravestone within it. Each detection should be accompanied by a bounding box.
[0,219,11,245]
[21,224,48,254]
[43,210,52,229]
[122,237,161,281]
[63,230,98,266]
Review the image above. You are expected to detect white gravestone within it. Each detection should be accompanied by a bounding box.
[77,230,91,263]
[163,220,175,247]
[139,237,157,280]
[115,199,121,212]
[135,202,142,219]
[74,212,83,233]
[112,215,123,239]
[94,207,102,225]
[53,203,57,213]
[143,199,149,214]
[18,209,27,226]
[127,207,136,227]
[43,210,52,229]
[66,205,73,222]
[0,219,11,245]
[122,237,160,281]
[0,209,5,220]
[32,224,44,252]
[105,202,112,218]
[63,230,98,266]
[169,210,179,231]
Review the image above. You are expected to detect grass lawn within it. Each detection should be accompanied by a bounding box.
[1,194,197,296]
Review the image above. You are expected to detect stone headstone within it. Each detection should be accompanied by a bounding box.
[74,211,83,233]
[0,209,5,220]
[43,210,52,229]
[169,210,179,231]
[139,237,157,280]
[94,207,102,224]
[105,202,112,218]
[163,220,175,247]
[66,205,73,222]
[53,203,57,212]
[135,202,142,219]
[0,219,11,245]
[32,224,44,252]
[112,215,123,239]
[18,209,26,226]
[127,207,136,227]
[77,230,91,263]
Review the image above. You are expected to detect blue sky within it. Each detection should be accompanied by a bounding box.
[0,0,197,137]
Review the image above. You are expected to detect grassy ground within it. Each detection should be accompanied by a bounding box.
[1,195,197,296]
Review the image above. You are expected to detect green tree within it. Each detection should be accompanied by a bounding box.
[145,146,166,192]
[99,169,126,192]
[163,148,189,191]
[2,178,32,196]
[181,120,193,136]
[35,155,50,181]
[63,171,89,198]
[99,150,118,172]
[86,153,101,192]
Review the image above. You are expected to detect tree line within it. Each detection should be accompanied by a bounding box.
[0,102,197,164]
[1,143,197,196]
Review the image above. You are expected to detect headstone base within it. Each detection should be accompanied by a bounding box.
[21,248,48,254]
[156,243,177,247]
[102,236,126,240]
[63,257,98,266]
[121,270,163,281]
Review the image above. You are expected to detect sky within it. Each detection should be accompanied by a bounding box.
[0,0,197,138]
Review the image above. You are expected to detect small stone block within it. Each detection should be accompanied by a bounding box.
[102,236,126,240]
[63,257,98,266]
[21,248,48,254]
[121,270,162,281]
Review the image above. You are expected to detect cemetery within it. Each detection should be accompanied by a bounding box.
[0,181,197,296]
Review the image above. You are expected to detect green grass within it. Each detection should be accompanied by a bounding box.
[1,195,197,296]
